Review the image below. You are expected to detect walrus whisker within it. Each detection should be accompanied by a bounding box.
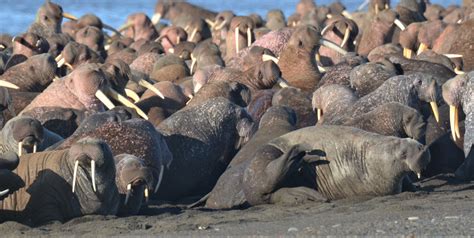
[151,13,162,25]
[138,79,165,99]
[429,101,440,123]
[95,89,116,110]
[72,160,79,193]
[154,165,165,193]
[91,160,97,192]
[319,38,348,55]
[124,183,131,205]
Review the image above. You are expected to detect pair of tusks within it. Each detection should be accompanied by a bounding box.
[0,80,19,90]
[18,141,37,157]
[55,54,74,70]
[72,160,97,193]
[374,3,390,14]
[321,24,351,48]
[234,27,252,54]
[417,43,428,55]
[449,105,462,142]
[62,13,121,36]
[95,87,149,120]
[138,79,165,99]
[124,184,150,205]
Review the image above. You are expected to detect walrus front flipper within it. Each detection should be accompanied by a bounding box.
[0,169,25,201]
[0,151,20,171]
[270,187,328,205]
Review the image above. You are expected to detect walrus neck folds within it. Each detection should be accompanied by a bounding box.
[63,80,105,112]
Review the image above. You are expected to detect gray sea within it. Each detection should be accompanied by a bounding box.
[0,0,461,35]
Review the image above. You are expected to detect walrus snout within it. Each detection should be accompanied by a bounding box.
[403,140,431,178]
[11,117,44,155]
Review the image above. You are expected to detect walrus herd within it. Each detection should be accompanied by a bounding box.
[0,0,472,228]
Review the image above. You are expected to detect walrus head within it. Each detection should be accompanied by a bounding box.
[442,74,468,142]
[66,137,119,215]
[4,116,44,156]
[401,138,431,179]
[114,154,154,216]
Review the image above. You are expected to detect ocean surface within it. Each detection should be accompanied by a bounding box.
[0,0,461,35]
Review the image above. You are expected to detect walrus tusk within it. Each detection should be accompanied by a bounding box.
[102,23,122,36]
[393,19,406,31]
[118,23,133,33]
[124,88,140,103]
[277,78,289,88]
[151,13,162,25]
[318,65,326,72]
[138,79,165,99]
[235,27,240,54]
[430,101,440,123]
[0,80,20,90]
[454,68,465,75]
[454,106,461,139]
[317,109,322,121]
[72,160,79,193]
[144,186,149,203]
[319,38,348,55]
[95,89,116,110]
[0,189,9,197]
[403,48,413,59]
[124,183,131,205]
[341,10,353,19]
[247,27,252,47]
[385,3,389,9]
[326,14,333,19]
[55,54,63,62]
[154,165,165,193]
[91,160,97,192]
[57,58,66,68]
[168,48,175,54]
[417,173,421,179]
[189,28,198,42]
[64,62,74,71]
[417,43,428,55]
[62,12,78,21]
[205,19,215,28]
[18,141,23,156]
[214,21,226,31]
[104,44,110,51]
[443,54,463,58]
[315,53,321,62]
[33,143,37,153]
[321,24,331,36]
[104,87,149,120]
[340,27,351,48]
[375,4,379,14]
[449,105,458,141]
[262,54,279,64]
[190,57,197,73]
[0,44,5,49]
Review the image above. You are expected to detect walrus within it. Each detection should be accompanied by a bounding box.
[229,106,297,167]
[114,154,154,216]
[156,97,254,201]
[0,116,63,156]
[272,87,316,128]
[55,118,172,194]
[0,138,120,226]
[269,125,431,200]
[442,73,473,180]
[186,80,251,109]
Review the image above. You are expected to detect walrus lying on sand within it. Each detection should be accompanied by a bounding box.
[0,138,119,226]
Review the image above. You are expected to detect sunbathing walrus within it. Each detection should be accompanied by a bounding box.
[0,138,120,226]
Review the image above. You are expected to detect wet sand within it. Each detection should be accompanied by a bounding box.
[1,173,473,236]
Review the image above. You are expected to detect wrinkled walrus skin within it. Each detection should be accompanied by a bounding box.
[0,138,119,226]
[269,125,431,200]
